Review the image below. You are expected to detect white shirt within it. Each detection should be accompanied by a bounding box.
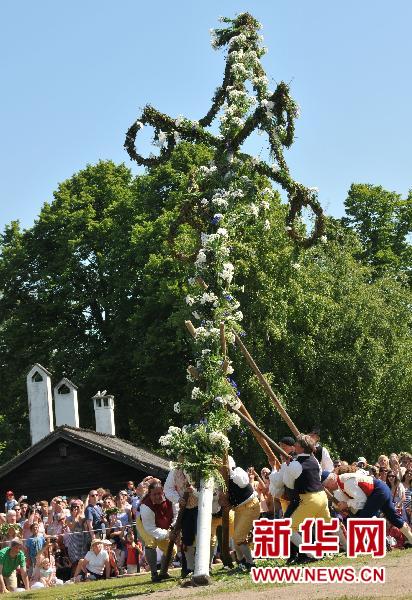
[316,446,334,471]
[229,466,257,506]
[230,467,249,488]
[164,469,198,508]
[332,473,371,511]
[140,502,178,541]
[269,463,286,498]
[84,549,109,575]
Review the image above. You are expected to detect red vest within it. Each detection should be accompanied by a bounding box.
[141,495,173,529]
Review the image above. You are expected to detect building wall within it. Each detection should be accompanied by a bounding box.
[0,439,167,501]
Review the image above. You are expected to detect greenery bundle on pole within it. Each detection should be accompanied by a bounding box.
[125,12,325,485]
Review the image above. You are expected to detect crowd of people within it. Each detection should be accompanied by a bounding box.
[0,428,411,591]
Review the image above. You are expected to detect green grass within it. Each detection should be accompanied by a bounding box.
[9,549,412,600]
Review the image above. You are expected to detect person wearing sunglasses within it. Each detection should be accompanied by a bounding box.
[402,469,412,525]
[85,491,105,542]
[387,471,406,518]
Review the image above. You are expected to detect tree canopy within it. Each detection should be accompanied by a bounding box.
[0,148,411,466]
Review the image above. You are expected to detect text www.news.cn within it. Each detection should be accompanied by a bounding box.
[251,566,385,584]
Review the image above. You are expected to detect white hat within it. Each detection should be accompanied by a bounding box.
[357,457,367,464]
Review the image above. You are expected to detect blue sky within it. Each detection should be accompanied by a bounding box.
[1,0,412,232]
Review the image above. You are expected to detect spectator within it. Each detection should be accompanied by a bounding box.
[125,531,141,575]
[257,467,274,518]
[387,470,406,517]
[6,510,17,525]
[126,481,135,501]
[0,538,30,592]
[116,491,132,526]
[26,522,46,574]
[72,539,111,582]
[85,490,105,541]
[66,501,87,573]
[4,492,21,513]
[378,455,390,470]
[31,539,64,588]
[389,454,404,479]
[402,468,412,525]
[378,466,389,483]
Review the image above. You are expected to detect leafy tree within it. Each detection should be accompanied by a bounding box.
[1,153,411,466]
[343,183,412,280]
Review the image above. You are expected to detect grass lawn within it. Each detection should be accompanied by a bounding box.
[8,549,411,600]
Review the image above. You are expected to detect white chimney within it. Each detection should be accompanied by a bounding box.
[27,364,54,445]
[54,377,79,428]
[93,393,115,435]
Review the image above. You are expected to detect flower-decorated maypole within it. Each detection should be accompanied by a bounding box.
[125,13,324,581]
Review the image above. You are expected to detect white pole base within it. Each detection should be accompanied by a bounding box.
[193,477,214,585]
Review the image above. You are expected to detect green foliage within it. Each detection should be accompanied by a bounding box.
[343,183,412,280]
[0,16,411,471]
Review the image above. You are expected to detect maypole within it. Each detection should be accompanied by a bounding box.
[125,12,324,584]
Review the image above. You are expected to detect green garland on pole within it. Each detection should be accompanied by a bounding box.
[125,13,325,485]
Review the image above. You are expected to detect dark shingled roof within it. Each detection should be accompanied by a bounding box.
[0,426,170,479]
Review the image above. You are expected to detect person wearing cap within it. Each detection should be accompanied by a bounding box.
[0,538,30,592]
[4,492,17,513]
[356,457,369,476]
[138,481,177,582]
[72,539,111,581]
[309,426,334,471]
[323,467,412,547]
[219,456,260,572]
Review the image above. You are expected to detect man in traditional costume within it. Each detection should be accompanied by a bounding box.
[323,469,412,547]
[164,467,198,577]
[137,482,177,582]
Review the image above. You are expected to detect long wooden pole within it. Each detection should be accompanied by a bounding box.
[185,320,280,468]
[220,451,233,568]
[237,401,281,469]
[234,333,300,437]
[229,406,290,460]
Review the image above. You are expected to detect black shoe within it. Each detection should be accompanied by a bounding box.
[245,562,256,572]
[404,541,412,548]
[181,568,193,578]
[159,572,172,580]
[151,573,161,582]
[295,553,317,564]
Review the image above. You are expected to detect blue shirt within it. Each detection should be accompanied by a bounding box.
[84,504,103,531]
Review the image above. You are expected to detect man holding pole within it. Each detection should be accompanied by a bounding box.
[283,434,331,561]
[220,456,260,572]
[137,482,177,582]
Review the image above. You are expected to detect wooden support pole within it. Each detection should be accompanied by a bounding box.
[234,333,300,438]
[185,320,197,338]
[220,322,227,357]
[220,452,233,568]
[229,406,290,461]
[187,365,200,380]
[237,401,281,469]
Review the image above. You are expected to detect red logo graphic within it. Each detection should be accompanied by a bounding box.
[253,518,292,559]
[346,518,386,558]
[298,518,340,558]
